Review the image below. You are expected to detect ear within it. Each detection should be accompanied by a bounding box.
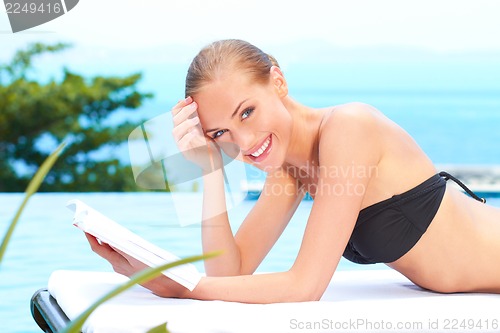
[270,66,288,98]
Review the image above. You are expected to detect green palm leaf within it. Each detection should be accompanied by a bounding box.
[146,322,171,333]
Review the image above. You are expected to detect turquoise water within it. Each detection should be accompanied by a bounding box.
[288,91,500,165]
[0,192,372,333]
[287,62,500,165]
[1,193,500,333]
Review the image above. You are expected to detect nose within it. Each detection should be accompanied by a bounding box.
[231,129,255,154]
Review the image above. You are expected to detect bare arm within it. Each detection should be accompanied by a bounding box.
[87,103,381,303]
[200,168,239,276]
[172,97,304,276]
[201,166,306,276]
[180,104,382,303]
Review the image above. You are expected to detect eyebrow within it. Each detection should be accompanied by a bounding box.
[205,98,249,133]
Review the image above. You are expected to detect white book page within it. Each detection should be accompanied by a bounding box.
[66,199,201,291]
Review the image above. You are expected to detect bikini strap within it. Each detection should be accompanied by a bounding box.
[439,171,486,204]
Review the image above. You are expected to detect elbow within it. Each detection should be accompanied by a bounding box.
[204,254,242,277]
[285,287,322,303]
[204,246,244,277]
[306,289,324,302]
[294,288,323,302]
[205,267,241,277]
[287,271,326,302]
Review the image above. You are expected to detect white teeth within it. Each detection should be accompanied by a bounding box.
[251,137,270,158]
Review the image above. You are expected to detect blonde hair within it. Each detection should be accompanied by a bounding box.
[185,39,280,97]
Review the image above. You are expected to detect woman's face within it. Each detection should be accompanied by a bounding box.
[194,68,292,172]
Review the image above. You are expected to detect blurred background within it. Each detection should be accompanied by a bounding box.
[1,0,500,332]
[1,0,500,192]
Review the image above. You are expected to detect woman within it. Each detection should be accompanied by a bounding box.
[86,39,500,303]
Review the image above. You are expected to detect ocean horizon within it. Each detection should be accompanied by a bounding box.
[95,59,500,168]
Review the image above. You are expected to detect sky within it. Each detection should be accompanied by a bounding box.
[2,0,500,103]
[2,0,500,63]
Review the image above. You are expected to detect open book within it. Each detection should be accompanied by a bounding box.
[66,199,201,291]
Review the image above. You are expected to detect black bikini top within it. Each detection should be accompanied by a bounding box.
[342,172,486,264]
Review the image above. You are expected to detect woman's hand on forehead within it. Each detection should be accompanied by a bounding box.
[171,97,223,173]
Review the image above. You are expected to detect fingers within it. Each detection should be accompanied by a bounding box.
[84,233,147,277]
[84,233,127,263]
[85,233,110,253]
[171,96,192,116]
[172,96,196,125]
[112,247,149,271]
[171,96,205,145]
[172,116,201,142]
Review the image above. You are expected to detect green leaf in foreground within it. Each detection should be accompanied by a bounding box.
[146,322,170,333]
[0,142,66,264]
[62,251,220,333]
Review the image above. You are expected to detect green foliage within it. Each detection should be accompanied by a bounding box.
[62,252,220,333]
[146,322,171,333]
[0,43,153,192]
[0,142,65,264]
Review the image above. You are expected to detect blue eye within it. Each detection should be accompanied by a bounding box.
[212,129,227,139]
[211,107,253,139]
[241,107,254,120]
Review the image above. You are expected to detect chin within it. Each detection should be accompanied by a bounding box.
[252,156,286,173]
[257,163,281,173]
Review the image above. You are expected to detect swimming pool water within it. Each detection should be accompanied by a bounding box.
[1,193,499,333]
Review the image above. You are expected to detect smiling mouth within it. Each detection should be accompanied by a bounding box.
[246,135,272,161]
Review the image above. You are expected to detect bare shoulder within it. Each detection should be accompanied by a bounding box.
[319,102,437,195]
[319,102,384,152]
[323,102,383,128]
